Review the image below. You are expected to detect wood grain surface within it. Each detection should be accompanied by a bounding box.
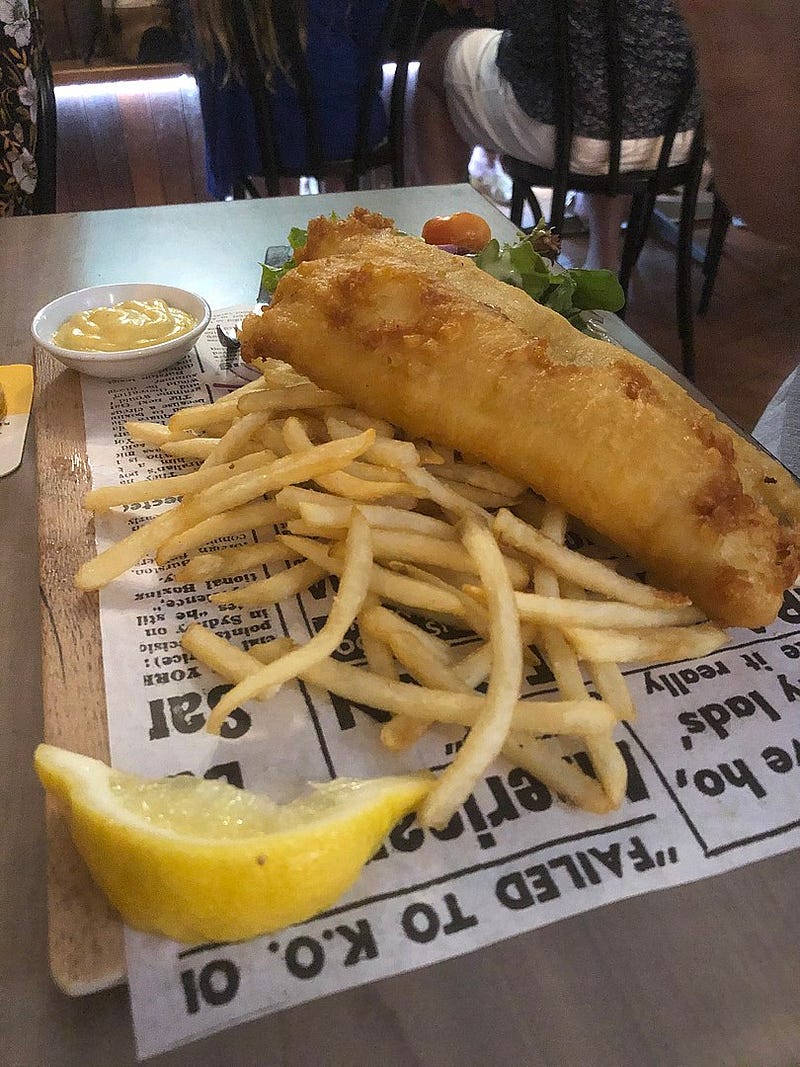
[34,348,126,994]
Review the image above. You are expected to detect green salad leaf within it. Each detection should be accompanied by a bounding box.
[259,225,309,295]
[474,220,624,331]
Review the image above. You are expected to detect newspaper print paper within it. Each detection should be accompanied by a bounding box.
[80,311,800,1059]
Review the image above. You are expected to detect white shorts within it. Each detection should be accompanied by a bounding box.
[443,29,693,175]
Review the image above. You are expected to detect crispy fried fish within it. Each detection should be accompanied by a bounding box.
[240,208,800,627]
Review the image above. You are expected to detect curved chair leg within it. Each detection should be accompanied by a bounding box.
[627,186,659,272]
[676,163,704,381]
[617,188,649,315]
[509,181,545,230]
[510,180,525,228]
[526,189,545,227]
[616,186,661,320]
[698,192,732,315]
[550,176,570,234]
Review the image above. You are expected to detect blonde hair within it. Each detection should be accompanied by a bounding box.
[190,0,304,81]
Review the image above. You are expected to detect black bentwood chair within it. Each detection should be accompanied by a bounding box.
[228,0,429,196]
[697,189,733,316]
[503,0,706,379]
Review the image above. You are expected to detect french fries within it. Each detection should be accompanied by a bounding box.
[76,356,731,827]
[420,519,523,828]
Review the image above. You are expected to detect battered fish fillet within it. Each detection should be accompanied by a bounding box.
[240,208,800,627]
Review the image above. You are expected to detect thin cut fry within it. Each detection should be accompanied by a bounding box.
[378,630,470,751]
[452,643,493,687]
[402,465,489,520]
[175,540,299,582]
[434,461,526,497]
[359,607,398,682]
[495,508,689,608]
[421,518,523,828]
[282,417,420,500]
[584,733,628,808]
[464,590,706,630]
[563,623,729,663]
[280,534,472,618]
[84,449,277,512]
[345,459,417,483]
[181,431,375,523]
[324,406,397,437]
[75,506,188,591]
[238,382,343,415]
[531,502,628,805]
[325,416,421,468]
[297,499,456,540]
[205,510,374,732]
[589,661,636,722]
[182,624,293,682]
[389,562,491,637]
[160,438,222,461]
[199,411,268,469]
[167,377,266,433]
[277,658,619,735]
[503,734,613,814]
[124,420,172,445]
[285,519,347,539]
[362,604,454,667]
[364,528,529,589]
[209,560,326,607]
[182,624,618,736]
[156,499,288,564]
[437,479,519,509]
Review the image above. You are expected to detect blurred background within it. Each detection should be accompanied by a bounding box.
[22,0,800,429]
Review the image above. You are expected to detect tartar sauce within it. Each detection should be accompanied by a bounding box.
[53,299,196,352]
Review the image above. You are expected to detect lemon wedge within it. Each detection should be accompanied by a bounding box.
[35,744,431,944]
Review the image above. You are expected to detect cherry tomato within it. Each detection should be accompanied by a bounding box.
[421,212,492,253]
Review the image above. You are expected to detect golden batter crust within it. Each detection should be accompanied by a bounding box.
[241,211,800,627]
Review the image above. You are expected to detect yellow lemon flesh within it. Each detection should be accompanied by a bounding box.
[35,744,431,944]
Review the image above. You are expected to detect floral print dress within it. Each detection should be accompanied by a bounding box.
[0,0,42,216]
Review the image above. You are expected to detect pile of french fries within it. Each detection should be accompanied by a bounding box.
[76,359,729,824]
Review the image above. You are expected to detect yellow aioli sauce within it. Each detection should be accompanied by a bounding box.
[53,298,196,353]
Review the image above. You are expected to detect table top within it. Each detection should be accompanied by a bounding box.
[3,185,799,1067]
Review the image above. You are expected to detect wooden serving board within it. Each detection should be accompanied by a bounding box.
[35,349,127,995]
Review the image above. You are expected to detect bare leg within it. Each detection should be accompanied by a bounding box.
[408,29,473,185]
[577,193,633,271]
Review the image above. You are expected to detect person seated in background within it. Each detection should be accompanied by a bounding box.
[410,0,699,271]
[178,0,391,199]
[0,0,43,216]
[676,0,800,250]
[399,0,513,204]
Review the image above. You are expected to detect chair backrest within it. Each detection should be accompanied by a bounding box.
[230,0,426,195]
[549,1,697,204]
